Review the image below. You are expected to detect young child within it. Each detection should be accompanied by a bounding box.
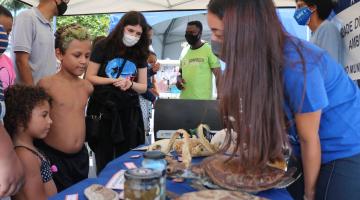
[139,51,160,142]
[4,85,56,200]
[147,52,160,98]
[37,23,93,191]
[0,6,16,89]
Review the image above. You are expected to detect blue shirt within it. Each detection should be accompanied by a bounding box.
[283,37,360,164]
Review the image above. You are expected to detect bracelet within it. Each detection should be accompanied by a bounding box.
[130,80,134,88]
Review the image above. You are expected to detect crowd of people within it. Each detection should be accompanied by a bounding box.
[0,0,358,199]
[0,0,161,199]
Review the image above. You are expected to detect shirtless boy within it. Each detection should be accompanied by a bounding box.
[37,24,93,191]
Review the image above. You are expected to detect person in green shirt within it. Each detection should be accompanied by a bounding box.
[176,21,220,100]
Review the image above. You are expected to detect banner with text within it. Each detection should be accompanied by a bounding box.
[335,1,360,80]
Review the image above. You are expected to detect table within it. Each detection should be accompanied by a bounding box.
[50,150,293,200]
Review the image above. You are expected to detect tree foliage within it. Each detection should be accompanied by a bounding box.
[1,1,110,38]
[0,0,29,16]
[56,15,110,39]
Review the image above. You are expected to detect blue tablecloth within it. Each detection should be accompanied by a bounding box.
[50,150,293,200]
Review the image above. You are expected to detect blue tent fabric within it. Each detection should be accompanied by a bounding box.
[109,11,206,33]
[109,9,307,40]
[108,9,307,59]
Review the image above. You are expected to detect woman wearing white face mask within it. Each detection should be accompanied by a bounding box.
[85,11,149,173]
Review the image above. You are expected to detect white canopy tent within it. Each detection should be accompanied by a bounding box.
[17,0,295,15]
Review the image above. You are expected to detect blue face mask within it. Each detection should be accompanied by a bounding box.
[293,7,313,26]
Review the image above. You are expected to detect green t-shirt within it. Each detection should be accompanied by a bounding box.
[179,42,220,100]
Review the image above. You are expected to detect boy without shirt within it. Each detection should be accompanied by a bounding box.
[37,24,93,191]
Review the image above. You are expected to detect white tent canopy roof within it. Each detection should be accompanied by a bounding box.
[17,0,295,15]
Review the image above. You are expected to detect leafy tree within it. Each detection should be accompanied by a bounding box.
[56,15,110,38]
[0,0,29,16]
[1,1,110,38]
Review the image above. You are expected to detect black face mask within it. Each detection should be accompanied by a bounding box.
[185,33,200,46]
[57,1,68,16]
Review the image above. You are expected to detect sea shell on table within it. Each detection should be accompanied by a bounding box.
[84,184,118,200]
[176,189,268,200]
[148,124,221,168]
[191,154,287,193]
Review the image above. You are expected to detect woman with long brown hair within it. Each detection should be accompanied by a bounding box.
[85,11,149,173]
[207,0,360,199]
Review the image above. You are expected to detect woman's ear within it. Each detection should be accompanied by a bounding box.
[309,4,317,13]
[55,48,63,61]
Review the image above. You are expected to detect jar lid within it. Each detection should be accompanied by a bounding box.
[124,168,161,180]
[143,150,166,159]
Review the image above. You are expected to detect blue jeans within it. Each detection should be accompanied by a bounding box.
[287,153,360,200]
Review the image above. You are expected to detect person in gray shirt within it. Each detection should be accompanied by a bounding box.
[12,0,69,85]
[294,0,343,65]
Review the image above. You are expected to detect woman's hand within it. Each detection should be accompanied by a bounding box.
[113,78,132,91]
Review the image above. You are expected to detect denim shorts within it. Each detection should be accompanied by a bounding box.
[287,152,360,200]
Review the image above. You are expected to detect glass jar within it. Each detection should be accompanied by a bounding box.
[124,168,162,200]
[142,151,166,200]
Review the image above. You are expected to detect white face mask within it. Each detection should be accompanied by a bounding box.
[123,33,140,47]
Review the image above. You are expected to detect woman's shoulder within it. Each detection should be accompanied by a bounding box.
[283,36,343,79]
[283,37,326,67]
[318,20,339,33]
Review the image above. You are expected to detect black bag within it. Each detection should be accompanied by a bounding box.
[85,113,103,143]
[86,59,128,143]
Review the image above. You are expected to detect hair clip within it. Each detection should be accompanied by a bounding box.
[51,165,58,173]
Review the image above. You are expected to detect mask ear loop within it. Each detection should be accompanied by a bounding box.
[307,6,317,25]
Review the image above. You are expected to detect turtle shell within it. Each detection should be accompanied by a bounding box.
[199,154,286,192]
[176,189,267,200]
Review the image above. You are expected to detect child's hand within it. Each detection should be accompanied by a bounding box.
[152,62,160,73]
[150,88,159,97]
[176,77,185,90]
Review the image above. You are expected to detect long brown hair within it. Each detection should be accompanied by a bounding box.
[208,0,290,170]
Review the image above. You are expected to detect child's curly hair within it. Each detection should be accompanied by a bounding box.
[55,23,91,53]
[4,85,52,137]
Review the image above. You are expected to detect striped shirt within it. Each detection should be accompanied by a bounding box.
[0,80,5,122]
[0,25,8,54]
